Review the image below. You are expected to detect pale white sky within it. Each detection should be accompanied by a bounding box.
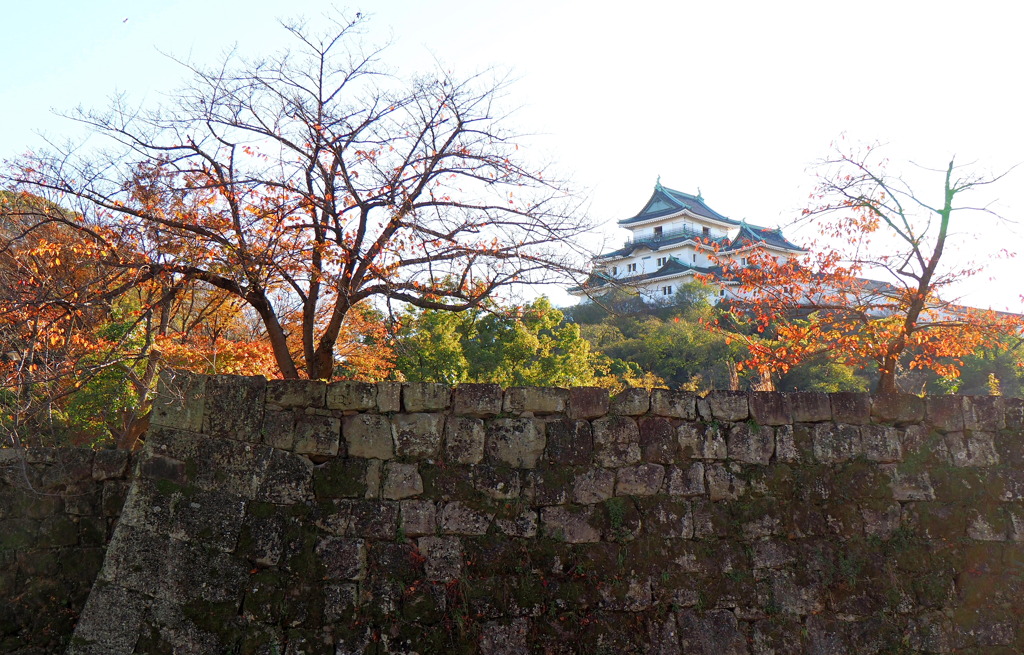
[3,0,1022,309]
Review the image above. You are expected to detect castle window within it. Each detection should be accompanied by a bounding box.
[654,226,663,237]
[703,226,710,236]
[611,266,618,275]
[657,257,667,267]
[627,263,637,273]
[661,286,673,296]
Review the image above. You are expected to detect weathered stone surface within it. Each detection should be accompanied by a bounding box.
[667,463,706,497]
[860,424,902,462]
[749,392,791,426]
[861,502,901,538]
[726,422,774,464]
[343,414,394,460]
[872,393,925,424]
[650,389,698,419]
[540,505,601,543]
[472,466,521,500]
[572,468,615,504]
[610,387,650,415]
[927,395,965,431]
[703,390,750,422]
[789,391,831,423]
[440,501,492,535]
[639,417,677,464]
[419,535,462,582]
[202,374,266,442]
[592,416,641,467]
[888,467,936,501]
[944,430,999,467]
[150,369,206,432]
[256,449,314,504]
[392,413,444,458]
[567,386,610,419]
[963,395,1004,431]
[544,418,593,466]
[677,609,748,655]
[445,416,486,464]
[317,536,367,580]
[645,498,693,539]
[486,418,545,469]
[495,509,538,538]
[616,463,665,496]
[261,408,296,450]
[774,424,798,462]
[293,412,341,457]
[812,423,862,463]
[92,450,129,481]
[400,499,437,537]
[402,382,451,412]
[382,462,423,500]
[830,392,870,425]
[503,386,568,414]
[374,380,401,411]
[265,379,326,409]
[677,422,726,460]
[68,582,148,654]
[706,463,747,502]
[452,383,503,417]
[479,617,530,655]
[326,381,377,411]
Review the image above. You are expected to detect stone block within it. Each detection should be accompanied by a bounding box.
[650,389,698,419]
[392,413,445,458]
[861,424,902,462]
[887,466,935,501]
[478,618,530,655]
[93,449,129,481]
[472,466,521,500]
[541,505,601,543]
[138,453,187,485]
[592,416,641,467]
[444,416,486,464]
[677,422,726,460]
[265,379,326,409]
[503,386,568,414]
[376,381,402,412]
[495,509,538,538]
[440,501,493,535]
[572,468,615,504]
[150,369,206,432]
[293,412,341,457]
[610,387,650,416]
[402,382,451,412]
[964,396,1004,431]
[616,463,665,496]
[103,479,131,517]
[831,392,870,425]
[749,392,791,426]
[261,408,296,450]
[667,463,705,497]
[312,458,368,499]
[545,419,593,466]
[943,431,999,467]
[528,469,569,506]
[788,392,831,422]
[316,536,367,580]
[861,502,901,539]
[400,500,437,537]
[343,414,394,460]
[165,433,273,499]
[418,535,463,582]
[202,374,266,442]
[871,393,925,424]
[639,417,677,464]
[68,582,148,655]
[256,449,314,504]
[677,609,748,655]
[726,422,774,465]
[567,386,609,419]
[382,462,423,500]
[926,395,964,431]
[811,423,862,463]
[326,381,377,411]
[703,390,749,422]
[452,383,503,417]
[1004,397,1024,430]
[167,488,247,552]
[706,463,747,502]
[486,418,545,469]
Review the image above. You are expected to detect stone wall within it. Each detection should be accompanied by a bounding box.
[0,447,132,653]
[57,373,1024,653]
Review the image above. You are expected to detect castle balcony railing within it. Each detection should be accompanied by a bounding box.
[625,225,711,246]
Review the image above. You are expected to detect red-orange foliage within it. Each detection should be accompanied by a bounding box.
[710,143,1021,393]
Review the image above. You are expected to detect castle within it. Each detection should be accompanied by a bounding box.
[571,180,803,302]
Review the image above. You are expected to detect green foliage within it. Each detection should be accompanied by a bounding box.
[777,355,871,393]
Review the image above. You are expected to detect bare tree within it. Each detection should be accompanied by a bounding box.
[7,12,589,380]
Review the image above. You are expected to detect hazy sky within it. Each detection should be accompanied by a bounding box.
[3,0,1022,309]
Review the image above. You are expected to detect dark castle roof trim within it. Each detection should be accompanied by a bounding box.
[569,257,728,293]
[618,184,741,227]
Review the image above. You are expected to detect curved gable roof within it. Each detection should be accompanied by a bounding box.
[726,223,805,252]
[619,183,741,227]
